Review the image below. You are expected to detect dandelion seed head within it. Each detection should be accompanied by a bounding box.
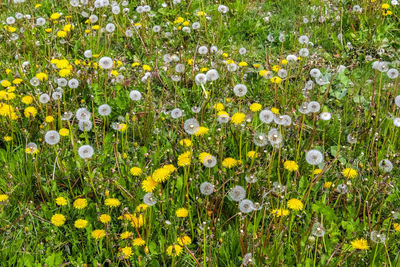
[218,5,229,13]
[78,120,93,132]
[184,118,200,135]
[203,155,217,168]
[378,159,393,173]
[200,182,214,195]
[298,102,310,114]
[68,78,79,89]
[39,93,50,104]
[129,90,142,101]
[229,185,246,202]
[171,108,183,119]
[320,112,331,121]
[98,104,111,116]
[78,145,94,159]
[253,132,268,147]
[312,222,325,237]
[198,46,208,55]
[308,101,320,113]
[195,73,207,85]
[233,84,247,97]
[245,174,258,184]
[44,130,60,145]
[239,199,254,213]
[305,149,323,165]
[272,182,285,194]
[143,193,157,206]
[336,184,348,194]
[206,69,219,81]
[99,56,113,69]
[371,231,386,243]
[268,128,282,145]
[76,108,91,121]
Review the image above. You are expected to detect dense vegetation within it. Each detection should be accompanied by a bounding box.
[0,0,400,266]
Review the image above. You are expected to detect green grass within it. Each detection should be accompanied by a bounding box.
[0,0,399,266]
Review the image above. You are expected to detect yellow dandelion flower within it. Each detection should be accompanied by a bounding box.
[284,161,299,172]
[213,102,225,111]
[177,235,192,246]
[63,24,72,32]
[143,65,151,71]
[120,246,132,258]
[222,157,238,168]
[272,65,281,72]
[99,214,111,224]
[0,194,9,202]
[351,238,369,250]
[142,177,158,192]
[271,107,279,114]
[324,182,332,189]
[287,199,304,211]
[130,167,143,176]
[74,219,88,229]
[176,208,189,218]
[247,151,258,159]
[199,152,212,163]
[57,31,67,38]
[313,169,323,175]
[120,231,133,240]
[270,76,282,83]
[194,126,209,136]
[24,106,37,118]
[342,168,357,178]
[35,73,48,81]
[135,204,149,213]
[45,116,54,123]
[174,17,185,24]
[73,198,88,210]
[6,26,16,33]
[178,151,192,167]
[271,208,290,217]
[105,198,121,207]
[152,167,171,183]
[59,69,71,77]
[249,103,262,112]
[56,197,68,206]
[91,229,106,239]
[59,128,69,136]
[50,13,61,20]
[179,138,192,147]
[259,69,269,77]
[231,112,246,125]
[131,213,144,228]
[167,244,183,256]
[133,237,146,246]
[51,214,66,226]
[1,80,11,87]
[21,96,33,105]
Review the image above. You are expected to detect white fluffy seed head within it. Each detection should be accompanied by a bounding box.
[78,145,94,159]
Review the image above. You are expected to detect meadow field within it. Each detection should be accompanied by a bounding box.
[0,0,399,266]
